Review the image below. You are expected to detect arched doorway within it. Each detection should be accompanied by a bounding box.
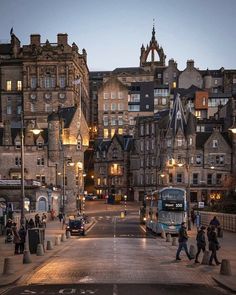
[37,196,48,212]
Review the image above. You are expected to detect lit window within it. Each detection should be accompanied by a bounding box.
[97,178,101,185]
[172,82,176,88]
[6,81,11,91]
[103,129,109,139]
[202,97,206,106]
[118,128,123,135]
[111,128,115,138]
[17,81,22,91]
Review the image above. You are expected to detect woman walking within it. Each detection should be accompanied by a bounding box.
[208,225,221,266]
[195,226,206,263]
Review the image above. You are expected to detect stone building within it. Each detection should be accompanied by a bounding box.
[0,32,89,216]
[94,134,133,199]
[130,93,233,205]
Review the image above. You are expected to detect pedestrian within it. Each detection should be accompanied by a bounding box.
[209,216,221,237]
[176,222,193,261]
[18,225,26,254]
[28,218,35,229]
[42,213,47,228]
[195,212,201,230]
[12,222,21,254]
[195,226,206,263]
[208,225,221,266]
[191,210,196,226]
[35,213,40,227]
[58,212,63,223]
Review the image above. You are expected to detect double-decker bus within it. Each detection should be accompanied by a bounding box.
[146,187,187,234]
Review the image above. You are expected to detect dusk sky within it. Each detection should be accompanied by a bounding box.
[0,0,236,71]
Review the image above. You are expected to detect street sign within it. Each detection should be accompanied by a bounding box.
[198,201,204,208]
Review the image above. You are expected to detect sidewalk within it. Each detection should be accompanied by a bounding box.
[187,225,236,292]
[0,218,94,287]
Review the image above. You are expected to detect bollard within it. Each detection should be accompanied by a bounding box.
[66,231,71,239]
[220,259,232,276]
[161,229,166,239]
[23,250,32,264]
[172,237,177,246]
[166,233,172,242]
[189,244,196,259]
[55,236,61,246]
[3,257,14,275]
[46,240,53,250]
[61,233,67,242]
[201,250,210,265]
[36,244,44,256]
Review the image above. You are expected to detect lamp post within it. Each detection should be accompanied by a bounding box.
[124,195,127,215]
[20,114,42,226]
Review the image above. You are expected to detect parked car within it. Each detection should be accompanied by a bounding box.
[85,194,98,201]
[65,218,85,236]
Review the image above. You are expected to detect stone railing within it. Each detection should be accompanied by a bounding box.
[199,211,236,233]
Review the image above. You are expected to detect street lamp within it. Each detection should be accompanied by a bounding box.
[20,114,42,225]
[124,195,127,215]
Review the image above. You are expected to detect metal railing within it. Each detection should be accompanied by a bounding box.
[199,211,236,232]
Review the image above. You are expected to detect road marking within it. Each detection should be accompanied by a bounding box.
[140,225,147,233]
[113,284,118,295]
[86,220,97,234]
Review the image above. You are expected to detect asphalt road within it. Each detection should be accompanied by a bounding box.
[1,202,233,295]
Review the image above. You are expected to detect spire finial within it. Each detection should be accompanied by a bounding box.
[152,19,156,41]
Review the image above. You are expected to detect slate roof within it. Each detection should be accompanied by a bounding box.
[58,106,77,128]
[112,67,146,75]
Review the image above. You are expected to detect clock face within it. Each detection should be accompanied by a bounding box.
[30,93,36,100]
[45,93,51,99]
[59,93,65,99]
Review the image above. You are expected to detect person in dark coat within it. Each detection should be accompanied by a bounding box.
[28,218,35,228]
[176,222,192,261]
[12,222,21,254]
[35,214,40,227]
[208,225,221,265]
[195,226,206,263]
[18,225,26,254]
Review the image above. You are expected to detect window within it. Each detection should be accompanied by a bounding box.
[41,176,46,185]
[112,148,118,159]
[212,140,218,148]
[162,98,167,105]
[157,73,162,79]
[140,140,144,151]
[111,103,116,111]
[37,157,44,166]
[214,79,218,85]
[97,178,101,185]
[17,81,22,91]
[146,104,150,109]
[146,124,149,135]
[17,105,22,115]
[196,155,202,165]
[118,116,123,126]
[111,128,115,138]
[169,173,173,183]
[146,140,149,151]
[172,82,176,88]
[104,93,109,100]
[103,129,109,139]
[103,116,109,126]
[193,173,199,185]
[195,110,201,119]
[140,159,144,167]
[104,103,109,111]
[129,117,135,126]
[177,138,183,146]
[118,92,124,99]
[151,139,155,150]
[111,92,116,99]
[216,174,222,185]
[7,105,12,114]
[118,128,123,135]
[167,139,171,147]
[176,173,183,183]
[202,97,206,106]
[6,81,12,91]
[189,137,193,146]
[45,76,55,89]
[111,117,116,126]
[216,155,224,164]
[15,157,21,166]
[151,123,155,134]
[31,77,37,89]
[45,103,52,112]
[140,125,144,136]
[77,137,82,150]
[96,151,99,159]
[118,103,124,111]
[196,125,205,132]
[59,76,66,88]
[207,174,213,185]
[128,105,140,111]
[128,94,140,102]
[30,103,35,112]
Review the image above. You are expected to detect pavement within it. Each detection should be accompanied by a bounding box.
[0,206,236,293]
[0,217,95,289]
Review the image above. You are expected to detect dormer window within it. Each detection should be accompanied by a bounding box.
[212,139,218,148]
[77,135,82,150]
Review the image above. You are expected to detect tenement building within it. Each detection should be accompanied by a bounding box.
[0,31,89,216]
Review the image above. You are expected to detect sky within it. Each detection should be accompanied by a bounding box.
[0,0,236,71]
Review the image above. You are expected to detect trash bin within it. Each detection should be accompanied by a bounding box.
[28,228,45,254]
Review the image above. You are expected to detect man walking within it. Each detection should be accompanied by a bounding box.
[176,222,192,261]
[195,226,206,263]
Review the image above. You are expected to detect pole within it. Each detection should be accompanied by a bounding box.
[187,163,191,230]
[20,112,25,226]
[62,157,66,214]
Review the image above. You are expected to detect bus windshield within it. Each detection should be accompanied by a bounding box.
[159,188,185,211]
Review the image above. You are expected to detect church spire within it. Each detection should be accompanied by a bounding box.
[152,19,156,43]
